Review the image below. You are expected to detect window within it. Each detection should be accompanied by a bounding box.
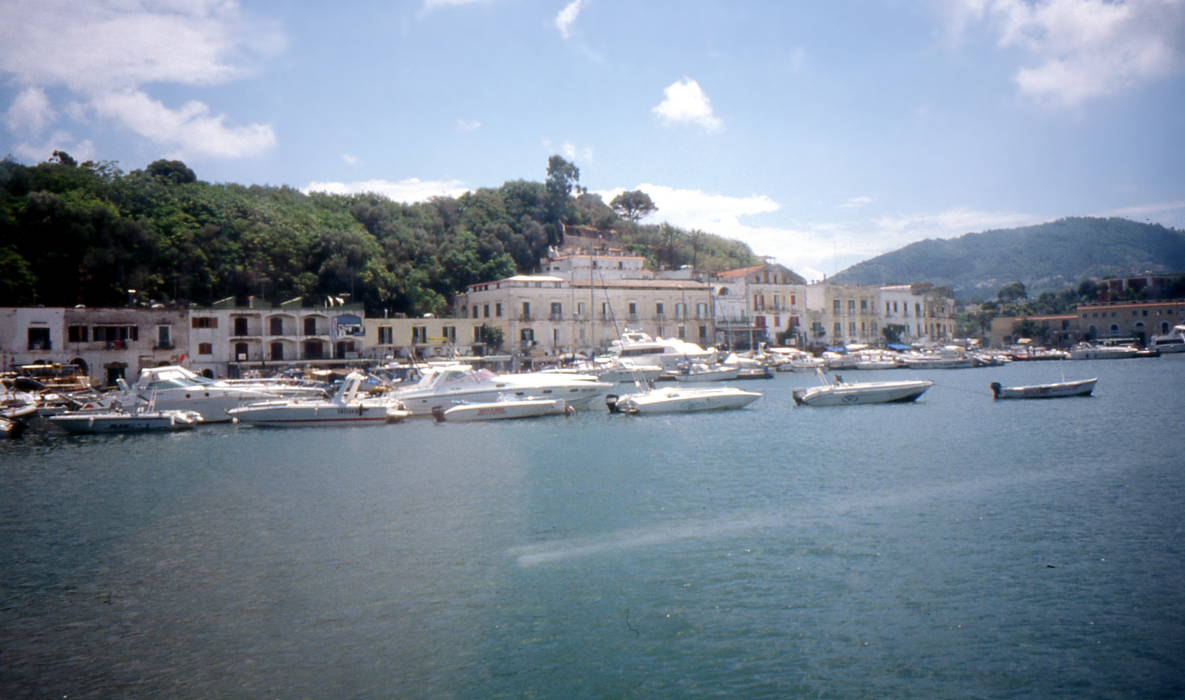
[157,326,172,349]
[833,299,841,313]
[235,342,248,361]
[550,302,562,320]
[378,326,393,345]
[656,302,664,317]
[860,299,868,312]
[198,342,213,355]
[234,317,249,336]
[412,326,427,344]
[520,328,534,343]
[628,302,637,315]
[601,302,610,320]
[697,303,708,319]
[304,317,317,335]
[192,316,217,329]
[698,325,707,340]
[577,301,587,318]
[483,304,490,318]
[270,342,284,361]
[675,302,686,319]
[495,303,502,318]
[27,327,51,350]
[68,325,88,342]
[270,317,284,335]
[848,300,856,314]
[94,325,138,344]
[834,322,842,336]
[443,326,456,343]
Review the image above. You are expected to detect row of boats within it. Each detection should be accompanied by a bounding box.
[1,351,1106,436]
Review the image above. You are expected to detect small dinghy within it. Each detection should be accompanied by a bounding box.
[432,396,571,422]
[989,377,1097,400]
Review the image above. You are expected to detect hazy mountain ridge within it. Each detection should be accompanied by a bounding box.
[829,217,1185,298]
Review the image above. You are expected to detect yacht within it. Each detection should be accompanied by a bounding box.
[605,384,762,414]
[122,365,280,422]
[228,372,408,427]
[1069,341,1140,360]
[392,364,612,416]
[607,328,717,370]
[1150,325,1185,354]
[792,371,932,407]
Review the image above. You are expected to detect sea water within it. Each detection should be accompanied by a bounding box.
[2,358,1184,698]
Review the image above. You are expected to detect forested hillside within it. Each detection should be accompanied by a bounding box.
[0,154,758,314]
[830,217,1185,299]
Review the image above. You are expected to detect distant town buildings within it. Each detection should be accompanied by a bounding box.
[9,235,1175,384]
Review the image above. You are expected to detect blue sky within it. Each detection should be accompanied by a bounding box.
[3,0,1184,281]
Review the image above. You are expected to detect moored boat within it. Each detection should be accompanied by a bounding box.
[792,371,933,407]
[432,395,571,422]
[49,403,203,433]
[228,372,408,427]
[989,377,1097,399]
[605,384,762,414]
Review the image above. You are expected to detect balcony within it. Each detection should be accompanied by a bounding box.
[518,314,534,322]
[549,313,563,322]
[153,341,175,351]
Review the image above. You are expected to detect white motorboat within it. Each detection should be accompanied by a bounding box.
[607,328,718,370]
[122,365,281,422]
[767,347,825,372]
[392,364,612,416]
[49,401,202,433]
[792,371,933,407]
[543,357,664,384]
[605,384,762,414]
[671,361,740,382]
[1069,342,1140,360]
[228,372,409,427]
[1150,325,1185,354]
[902,346,974,369]
[989,377,1097,399]
[432,395,571,422]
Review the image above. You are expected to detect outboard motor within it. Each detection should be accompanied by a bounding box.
[989,382,1002,400]
[605,394,621,414]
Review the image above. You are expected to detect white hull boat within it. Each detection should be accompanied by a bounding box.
[605,385,762,414]
[1069,343,1140,360]
[608,329,717,370]
[1149,325,1185,354]
[671,362,740,382]
[49,407,202,433]
[229,372,409,427]
[792,372,932,407]
[989,377,1097,399]
[432,396,570,422]
[123,365,279,422]
[394,365,612,416]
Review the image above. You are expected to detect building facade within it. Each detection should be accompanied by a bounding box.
[712,264,806,348]
[1077,300,1185,344]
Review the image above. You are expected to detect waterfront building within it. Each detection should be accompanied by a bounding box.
[1,305,188,385]
[712,263,806,349]
[1077,300,1185,344]
[363,315,483,361]
[987,314,1081,349]
[878,284,958,345]
[803,284,882,347]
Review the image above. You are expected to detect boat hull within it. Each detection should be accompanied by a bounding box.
[228,401,406,427]
[793,380,933,407]
[435,398,568,422]
[607,387,762,414]
[989,378,1096,399]
[49,410,202,433]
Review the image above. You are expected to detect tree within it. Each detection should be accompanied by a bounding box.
[476,323,504,352]
[146,159,197,184]
[545,155,581,244]
[610,189,657,224]
[997,281,1028,303]
[882,324,907,345]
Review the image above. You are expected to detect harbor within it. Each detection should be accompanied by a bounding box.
[3,357,1183,697]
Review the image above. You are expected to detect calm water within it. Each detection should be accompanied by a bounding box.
[3,358,1185,698]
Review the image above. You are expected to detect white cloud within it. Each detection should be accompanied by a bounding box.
[945,0,1185,107]
[6,87,55,135]
[556,0,583,39]
[839,195,874,210]
[456,118,482,132]
[598,182,1044,281]
[0,0,281,160]
[91,90,276,159]
[304,178,471,203]
[341,153,360,166]
[12,131,96,164]
[422,0,490,12]
[652,78,724,133]
[562,142,593,162]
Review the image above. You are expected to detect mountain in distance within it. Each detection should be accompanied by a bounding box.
[828,217,1185,299]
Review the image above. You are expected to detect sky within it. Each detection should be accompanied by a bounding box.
[2,0,1184,282]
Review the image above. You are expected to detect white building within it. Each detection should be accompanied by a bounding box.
[713,263,807,348]
[878,284,957,344]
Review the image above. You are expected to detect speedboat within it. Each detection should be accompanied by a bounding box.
[432,395,571,422]
[228,372,409,427]
[792,371,932,407]
[989,377,1097,399]
[605,384,762,414]
[392,364,612,416]
[1150,325,1185,354]
[542,357,664,384]
[122,365,280,422]
[49,400,202,433]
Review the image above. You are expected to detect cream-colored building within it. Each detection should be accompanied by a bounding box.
[712,263,807,348]
[878,284,958,345]
[363,315,483,360]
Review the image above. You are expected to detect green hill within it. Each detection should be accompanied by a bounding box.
[829,217,1185,298]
